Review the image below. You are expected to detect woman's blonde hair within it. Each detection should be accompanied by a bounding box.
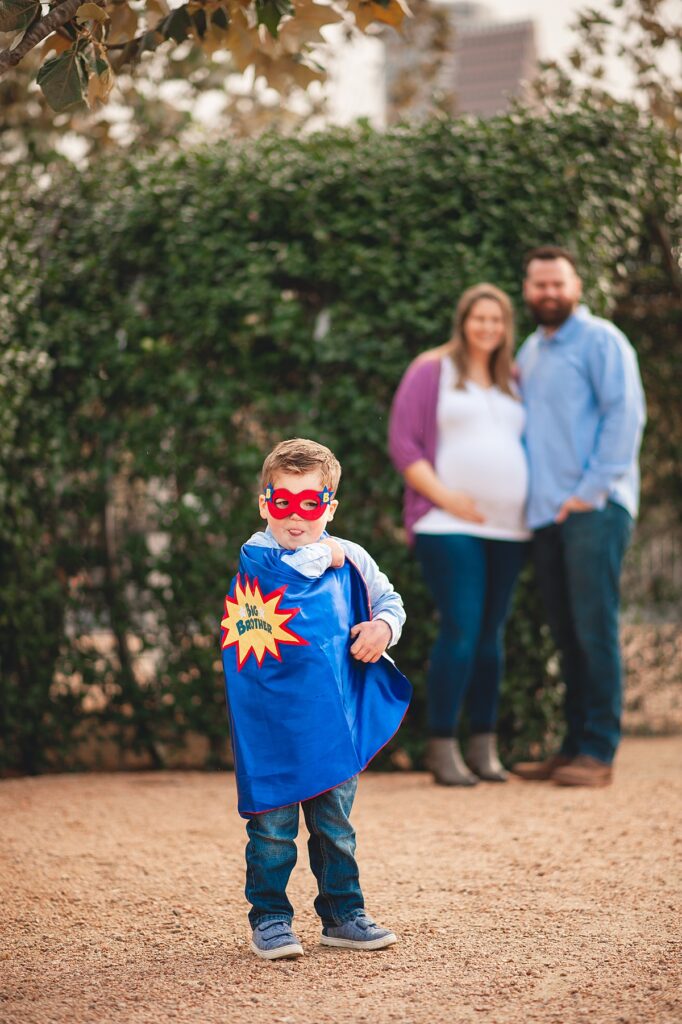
[425,283,516,396]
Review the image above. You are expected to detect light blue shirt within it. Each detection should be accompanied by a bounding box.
[243,527,406,647]
[516,306,646,530]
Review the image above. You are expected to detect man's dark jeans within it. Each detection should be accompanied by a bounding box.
[533,501,633,764]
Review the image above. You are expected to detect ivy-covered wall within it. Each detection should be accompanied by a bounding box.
[1,109,679,773]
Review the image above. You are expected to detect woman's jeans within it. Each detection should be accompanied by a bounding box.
[532,502,633,764]
[415,533,527,737]
[245,776,363,929]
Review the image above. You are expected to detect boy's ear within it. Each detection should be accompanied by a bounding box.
[258,494,268,521]
[327,499,339,521]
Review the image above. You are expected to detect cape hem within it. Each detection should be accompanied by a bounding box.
[237,703,409,818]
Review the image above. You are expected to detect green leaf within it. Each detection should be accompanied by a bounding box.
[255,0,292,38]
[0,0,39,32]
[36,49,89,112]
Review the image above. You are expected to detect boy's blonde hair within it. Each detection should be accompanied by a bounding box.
[261,438,342,493]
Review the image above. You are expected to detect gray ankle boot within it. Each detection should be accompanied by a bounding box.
[466,733,508,782]
[425,738,478,787]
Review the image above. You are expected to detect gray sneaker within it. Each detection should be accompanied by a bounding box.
[250,920,304,960]
[320,911,397,950]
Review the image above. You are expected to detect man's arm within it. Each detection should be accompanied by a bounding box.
[572,329,646,507]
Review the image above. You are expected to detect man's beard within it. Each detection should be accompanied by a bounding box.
[527,297,575,328]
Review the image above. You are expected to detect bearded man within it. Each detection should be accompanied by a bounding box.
[513,246,646,787]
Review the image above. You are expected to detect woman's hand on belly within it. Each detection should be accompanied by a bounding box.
[440,490,486,523]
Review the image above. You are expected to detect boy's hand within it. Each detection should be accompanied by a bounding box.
[322,538,345,568]
[350,620,392,663]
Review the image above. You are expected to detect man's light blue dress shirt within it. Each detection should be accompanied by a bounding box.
[516,306,646,531]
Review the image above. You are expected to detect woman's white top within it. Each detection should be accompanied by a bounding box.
[413,357,530,541]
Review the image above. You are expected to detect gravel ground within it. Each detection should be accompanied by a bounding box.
[1,736,681,1024]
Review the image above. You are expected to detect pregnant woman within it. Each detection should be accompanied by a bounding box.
[389,283,529,786]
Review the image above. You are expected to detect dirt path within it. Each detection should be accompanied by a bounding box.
[2,736,680,1024]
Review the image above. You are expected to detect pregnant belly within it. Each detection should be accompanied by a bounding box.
[439,439,529,511]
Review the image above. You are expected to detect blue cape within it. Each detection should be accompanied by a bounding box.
[221,543,411,817]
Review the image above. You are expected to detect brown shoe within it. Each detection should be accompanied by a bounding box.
[552,755,612,788]
[511,753,573,781]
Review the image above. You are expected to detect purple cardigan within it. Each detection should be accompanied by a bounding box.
[388,355,443,545]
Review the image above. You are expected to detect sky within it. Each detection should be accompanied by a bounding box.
[325,0,638,125]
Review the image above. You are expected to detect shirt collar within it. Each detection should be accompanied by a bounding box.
[539,304,589,344]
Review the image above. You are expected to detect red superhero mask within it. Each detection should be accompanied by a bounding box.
[263,482,334,520]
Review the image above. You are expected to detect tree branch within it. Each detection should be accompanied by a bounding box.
[0,0,82,76]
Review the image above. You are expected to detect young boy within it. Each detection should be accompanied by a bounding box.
[220,438,410,961]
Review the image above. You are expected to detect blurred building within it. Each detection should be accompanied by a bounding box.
[385,1,539,122]
[455,6,538,116]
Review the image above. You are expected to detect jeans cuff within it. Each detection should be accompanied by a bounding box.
[325,906,365,928]
[578,749,614,765]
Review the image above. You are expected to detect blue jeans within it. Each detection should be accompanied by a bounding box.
[245,776,363,929]
[533,501,633,764]
[415,533,527,736]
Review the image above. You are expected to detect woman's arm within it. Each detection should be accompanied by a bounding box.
[404,459,484,524]
[389,355,484,524]
[388,358,435,472]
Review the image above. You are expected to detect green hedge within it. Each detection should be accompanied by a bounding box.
[1,108,679,773]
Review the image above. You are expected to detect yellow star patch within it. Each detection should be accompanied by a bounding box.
[221,575,307,671]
